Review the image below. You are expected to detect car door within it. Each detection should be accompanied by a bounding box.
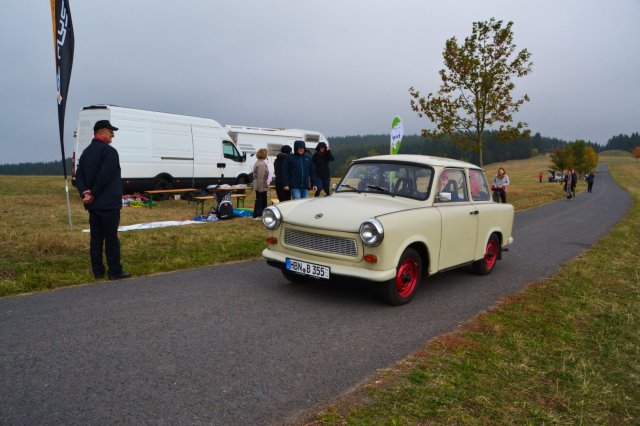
[469,168,496,259]
[435,168,478,270]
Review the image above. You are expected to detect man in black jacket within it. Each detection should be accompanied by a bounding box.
[273,144,292,202]
[76,120,131,280]
[312,141,334,197]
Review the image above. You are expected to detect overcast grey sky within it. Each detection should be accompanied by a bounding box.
[1,0,638,164]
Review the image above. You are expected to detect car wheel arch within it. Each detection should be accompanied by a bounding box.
[477,229,503,260]
[399,241,430,277]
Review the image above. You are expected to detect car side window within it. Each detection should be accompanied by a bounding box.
[469,169,491,201]
[436,169,468,202]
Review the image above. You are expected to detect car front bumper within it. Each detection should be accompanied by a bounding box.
[262,248,396,282]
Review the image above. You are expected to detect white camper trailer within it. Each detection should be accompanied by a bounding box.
[224,125,329,158]
[72,105,251,194]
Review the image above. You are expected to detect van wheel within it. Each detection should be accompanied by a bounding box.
[153,177,172,201]
[381,248,422,306]
[473,234,500,275]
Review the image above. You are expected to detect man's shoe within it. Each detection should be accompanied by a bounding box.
[94,273,105,280]
[108,271,132,280]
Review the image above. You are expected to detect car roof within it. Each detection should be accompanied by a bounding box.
[353,154,481,170]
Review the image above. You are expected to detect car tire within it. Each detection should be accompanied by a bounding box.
[282,269,308,284]
[381,248,422,306]
[473,233,500,275]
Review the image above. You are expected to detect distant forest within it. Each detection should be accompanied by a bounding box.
[0,158,72,175]
[1,132,635,176]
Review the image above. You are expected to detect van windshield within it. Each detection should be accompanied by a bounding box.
[223,141,243,162]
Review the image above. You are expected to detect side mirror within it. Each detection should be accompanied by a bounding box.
[437,192,452,202]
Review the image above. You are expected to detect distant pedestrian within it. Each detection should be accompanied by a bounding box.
[492,167,510,203]
[563,169,576,200]
[284,140,317,199]
[585,172,595,193]
[274,145,292,202]
[538,171,544,183]
[312,141,334,197]
[75,120,131,280]
[252,148,269,218]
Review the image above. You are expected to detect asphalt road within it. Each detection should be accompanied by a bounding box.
[0,164,631,425]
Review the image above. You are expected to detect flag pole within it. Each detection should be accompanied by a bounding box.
[51,0,75,228]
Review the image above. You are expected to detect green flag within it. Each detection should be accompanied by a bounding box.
[390,116,403,155]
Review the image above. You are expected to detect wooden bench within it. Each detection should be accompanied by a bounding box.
[193,194,247,215]
[231,194,246,208]
[143,188,198,202]
[194,196,215,215]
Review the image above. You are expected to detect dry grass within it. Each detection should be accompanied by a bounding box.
[0,178,265,296]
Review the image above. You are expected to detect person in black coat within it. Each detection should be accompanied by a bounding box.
[75,120,130,280]
[585,172,595,193]
[312,141,334,197]
[273,145,292,202]
[283,140,317,199]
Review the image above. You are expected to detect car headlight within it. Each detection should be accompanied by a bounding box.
[262,206,282,229]
[359,219,384,247]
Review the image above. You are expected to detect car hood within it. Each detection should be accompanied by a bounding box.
[276,194,420,232]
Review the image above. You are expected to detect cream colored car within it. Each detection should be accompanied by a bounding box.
[262,154,514,305]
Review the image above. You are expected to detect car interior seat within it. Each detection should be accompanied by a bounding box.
[394,178,414,195]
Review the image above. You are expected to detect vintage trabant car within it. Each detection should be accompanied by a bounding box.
[262,154,514,305]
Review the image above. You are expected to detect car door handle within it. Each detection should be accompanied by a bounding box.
[469,210,479,215]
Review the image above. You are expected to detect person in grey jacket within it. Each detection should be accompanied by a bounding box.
[252,148,269,218]
[75,120,130,280]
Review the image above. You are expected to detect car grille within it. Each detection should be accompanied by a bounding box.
[284,228,358,257]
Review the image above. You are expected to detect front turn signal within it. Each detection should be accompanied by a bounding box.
[363,254,378,264]
[266,237,278,245]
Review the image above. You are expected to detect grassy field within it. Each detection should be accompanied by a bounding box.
[0,154,584,297]
[306,154,639,425]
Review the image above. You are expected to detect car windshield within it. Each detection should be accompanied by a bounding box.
[336,162,433,200]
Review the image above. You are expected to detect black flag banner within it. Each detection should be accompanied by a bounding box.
[50,0,74,179]
[50,0,75,227]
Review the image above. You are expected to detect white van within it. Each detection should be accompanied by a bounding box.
[224,125,329,158]
[72,105,251,194]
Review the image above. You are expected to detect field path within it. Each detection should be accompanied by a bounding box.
[0,163,631,425]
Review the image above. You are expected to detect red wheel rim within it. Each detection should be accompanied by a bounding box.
[395,258,418,298]
[484,238,498,270]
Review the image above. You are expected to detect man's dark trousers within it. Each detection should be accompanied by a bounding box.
[89,209,122,277]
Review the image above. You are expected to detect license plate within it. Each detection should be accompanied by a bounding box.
[286,258,330,279]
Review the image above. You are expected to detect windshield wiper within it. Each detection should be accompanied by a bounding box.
[366,184,389,193]
[339,183,359,192]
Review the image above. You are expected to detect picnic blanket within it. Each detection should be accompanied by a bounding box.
[82,220,206,233]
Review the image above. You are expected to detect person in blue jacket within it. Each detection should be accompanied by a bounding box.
[283,140,317,199]
[75,120,131,280]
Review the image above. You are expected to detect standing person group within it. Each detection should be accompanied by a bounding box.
[284,140,317,199]
[252,148,269,219]
[563,169,577,199]
[75,120,130,281]
[492,167,510,203]
[312,142,334,197]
